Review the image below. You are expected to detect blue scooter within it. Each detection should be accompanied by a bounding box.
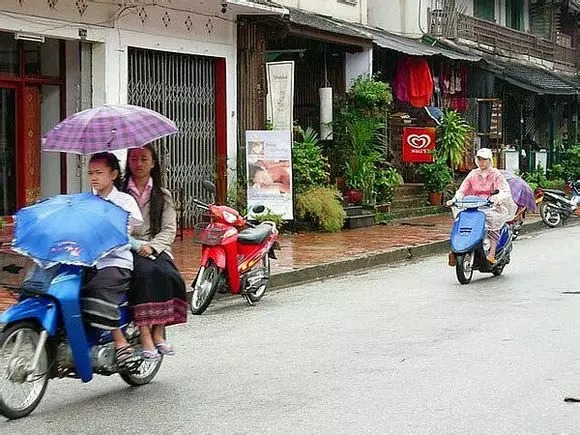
[449,194,514,284]
[0,260,163,419]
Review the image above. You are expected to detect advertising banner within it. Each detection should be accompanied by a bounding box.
[246,130,293,220]
[402,127,436,163]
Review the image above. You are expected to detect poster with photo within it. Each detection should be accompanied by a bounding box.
[246,130,293,220]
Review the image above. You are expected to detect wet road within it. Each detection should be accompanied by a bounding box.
[4,225,580,433]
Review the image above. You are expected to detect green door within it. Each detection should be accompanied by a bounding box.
[506,0,525,31]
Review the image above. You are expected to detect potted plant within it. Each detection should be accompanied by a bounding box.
[417,160,453,205]
[436,110,471,172]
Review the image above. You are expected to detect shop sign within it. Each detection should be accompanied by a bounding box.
[402,127,436,163]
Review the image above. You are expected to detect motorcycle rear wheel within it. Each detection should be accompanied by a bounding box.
[119,326,163,386]
[0,322,50,419]
[190,264,220,315]
[247,256,270,303]
[456,252,474,285]
[539,202,562,228]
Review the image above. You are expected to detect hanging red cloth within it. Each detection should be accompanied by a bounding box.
[407,58,434,107]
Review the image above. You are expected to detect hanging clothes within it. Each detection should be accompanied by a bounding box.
[394,57,434,108]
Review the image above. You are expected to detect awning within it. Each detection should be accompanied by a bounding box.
[359,25,481,62]
[226,0,288,15]
[485,58,580,95]
[285,7,372,48]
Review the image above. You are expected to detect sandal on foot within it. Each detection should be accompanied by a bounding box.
[115,345,138,368]
[141,348,161,360]
[155,341,176,356]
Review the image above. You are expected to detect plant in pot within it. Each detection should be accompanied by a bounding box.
[436,110,471,173]
[417,160,453,205]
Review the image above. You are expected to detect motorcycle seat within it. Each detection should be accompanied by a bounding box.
[238,224,273,245]
[542,188,566,196]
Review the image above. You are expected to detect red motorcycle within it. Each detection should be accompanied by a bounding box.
[189,181,280,315]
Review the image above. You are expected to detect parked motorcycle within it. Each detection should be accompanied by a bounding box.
[449,195,514,284]
[0,257,162,419]
[536,180,580,228]
[189,181,280,315]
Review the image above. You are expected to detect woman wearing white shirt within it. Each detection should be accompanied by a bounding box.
[83,152,143,368]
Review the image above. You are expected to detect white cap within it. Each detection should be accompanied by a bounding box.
[476,148,493,160]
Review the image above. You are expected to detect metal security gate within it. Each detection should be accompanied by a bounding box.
[128,47,217,227]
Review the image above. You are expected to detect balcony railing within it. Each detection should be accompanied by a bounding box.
[428,9,577,69]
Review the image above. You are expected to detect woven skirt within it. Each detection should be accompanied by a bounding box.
[129,252,187,327]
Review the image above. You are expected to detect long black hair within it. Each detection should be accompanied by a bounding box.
[122,144,165,237]
[89,152,122,190]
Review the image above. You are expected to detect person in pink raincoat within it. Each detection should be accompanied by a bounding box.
[446,148,517,264]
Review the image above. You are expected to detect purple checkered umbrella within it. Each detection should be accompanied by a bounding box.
[500,170,537,213]
[42,104,178,155]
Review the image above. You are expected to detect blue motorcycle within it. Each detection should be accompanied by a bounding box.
[450,195,514,284]
[0,259,163,419]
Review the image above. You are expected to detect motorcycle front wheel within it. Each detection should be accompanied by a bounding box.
[190,263,220,315]
[0,322,50,419]
[539,202,562,228]
[456,252,474,285]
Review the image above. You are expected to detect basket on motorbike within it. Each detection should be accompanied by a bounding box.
[193,222,229,246]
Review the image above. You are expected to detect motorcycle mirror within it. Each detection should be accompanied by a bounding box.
[252,204,266,214]
[202,180,217,194]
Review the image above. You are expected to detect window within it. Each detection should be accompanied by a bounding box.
[474,0,495,21]
[337,0,358,5]
[506,0,525,31]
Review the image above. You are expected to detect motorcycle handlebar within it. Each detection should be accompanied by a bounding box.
[192,198,209,210]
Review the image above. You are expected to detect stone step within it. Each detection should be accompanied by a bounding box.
[390,196,428,210]
[343,206,364,217]
[343,213,376,230]
[389,206,448,220]
[393,184,425,199]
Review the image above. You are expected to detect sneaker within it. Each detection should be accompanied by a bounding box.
[141,348,161,361]
[448,252,457,267]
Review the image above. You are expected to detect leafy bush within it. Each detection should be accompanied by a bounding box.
[347,75,393,117]
[436,110,471,169]
[374,167,400,203]
[560,146,580,181]
[252,207,284,227]
[292,127,329,193]
[523,166,565,191]
[296,186,346,232]
[417,161,453,193]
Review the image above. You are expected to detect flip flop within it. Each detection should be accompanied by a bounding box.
[155,341,176,356]
[141,348,161,361]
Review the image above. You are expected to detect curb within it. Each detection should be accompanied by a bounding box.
[268,218,577,290]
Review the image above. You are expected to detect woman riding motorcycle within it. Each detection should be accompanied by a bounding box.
[447,148,517,265]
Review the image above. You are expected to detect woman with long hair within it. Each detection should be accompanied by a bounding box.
[122,144,187,360]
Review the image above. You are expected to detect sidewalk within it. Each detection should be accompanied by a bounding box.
[0,212,549,311]
[173,212,544,288]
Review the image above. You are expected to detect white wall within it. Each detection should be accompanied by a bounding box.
[345,48,373,88]
[275,0,368,24]
[40,85,61,198]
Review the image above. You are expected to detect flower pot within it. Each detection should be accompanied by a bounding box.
[428,192,443,206]
[345,189,363,205]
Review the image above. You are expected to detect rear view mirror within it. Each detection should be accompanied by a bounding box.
[202,180,216,194]
[252,204,266,214]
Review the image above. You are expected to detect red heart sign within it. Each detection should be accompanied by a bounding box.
[402,127,436,163]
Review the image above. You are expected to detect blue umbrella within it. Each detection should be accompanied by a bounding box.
[13,193,129,268]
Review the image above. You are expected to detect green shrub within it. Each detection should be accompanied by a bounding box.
[296,186,346,232]
[436,110,471,169]
[417,161,453,193]
[252,207,284,228]
[292,127,329,193]
[374,167,400,203]
[560,146,580,180]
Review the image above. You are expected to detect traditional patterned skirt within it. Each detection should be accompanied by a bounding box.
[129,252,188,327]
[81,267,132,330]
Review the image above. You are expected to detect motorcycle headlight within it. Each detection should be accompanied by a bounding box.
[222,211,238,224]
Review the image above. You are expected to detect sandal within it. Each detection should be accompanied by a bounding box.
[115,345,139,368]
[141,348,161,361]
[155,341,176,356]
